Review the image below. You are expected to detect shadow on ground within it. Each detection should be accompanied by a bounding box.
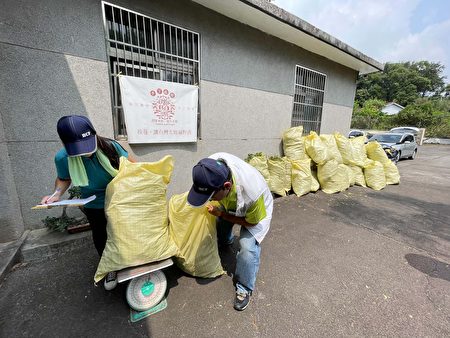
[405,253,450,283]
[326,190,450,259]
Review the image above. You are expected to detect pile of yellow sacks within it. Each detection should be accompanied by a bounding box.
[246,125,400,197]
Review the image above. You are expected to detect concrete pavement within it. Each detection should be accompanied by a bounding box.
[1,145,449,337]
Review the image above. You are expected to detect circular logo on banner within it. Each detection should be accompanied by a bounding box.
[150,88,176,122]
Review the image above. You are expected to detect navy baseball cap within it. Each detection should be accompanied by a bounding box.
[187,158,231,207]
[57,115,97,156]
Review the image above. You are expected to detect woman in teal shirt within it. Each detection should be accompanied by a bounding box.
[40,115,134,290]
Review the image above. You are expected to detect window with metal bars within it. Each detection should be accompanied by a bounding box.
[291,65,326,134]
[101,2,200,139]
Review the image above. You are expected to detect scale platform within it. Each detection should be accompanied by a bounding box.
[117,258,174,283]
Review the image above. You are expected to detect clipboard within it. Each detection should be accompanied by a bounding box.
[32,195,96,210]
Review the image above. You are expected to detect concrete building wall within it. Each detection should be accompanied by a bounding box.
[0,113,24,242]
[1,0,358,234]
[320,103,354,135]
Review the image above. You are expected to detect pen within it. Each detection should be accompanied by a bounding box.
[45,190,60,204]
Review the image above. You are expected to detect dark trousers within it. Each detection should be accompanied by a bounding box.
[84,208,107,257]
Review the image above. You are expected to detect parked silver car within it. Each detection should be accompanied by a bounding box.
[368,133,418,161]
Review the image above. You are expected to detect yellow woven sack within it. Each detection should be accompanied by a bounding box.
[168,192,224,278]
[282,157,292,193]
[365,142,390,164]
[311,168,320,192]
[282,126,308,160]
[350,136,369,167]
[305,131,329,165]
[268,157,286,196]
[268,157,291,196]
[291,158,312,197]
[317,159,350,194]
[334,132,354,165]
[344,164,356,186]
[320,134,343,163]
[364,160,386,190]
[248,153,270,183]
[350,165,367,187]
[384,161,400,185]
[94,156,178,283]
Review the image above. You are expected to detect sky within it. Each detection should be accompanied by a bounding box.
[272,0,450,83]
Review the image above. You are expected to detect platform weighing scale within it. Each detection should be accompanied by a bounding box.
[117,258,173,321]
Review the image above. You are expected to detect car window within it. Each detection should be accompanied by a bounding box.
[349,131,363,137]
[404,135,414,142]
[370,134,402,143]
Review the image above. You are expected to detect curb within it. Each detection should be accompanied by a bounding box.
[0,230,29,282]
[20,228,92,263]
[1,228,93,282]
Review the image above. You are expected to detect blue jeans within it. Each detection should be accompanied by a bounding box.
[217,217,261,295]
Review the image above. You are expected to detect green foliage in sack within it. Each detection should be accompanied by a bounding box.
[269,155,282,161]
[245,152,265,162]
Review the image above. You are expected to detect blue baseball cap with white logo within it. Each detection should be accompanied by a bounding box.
[57,115,97,156]
[187,158,231,207]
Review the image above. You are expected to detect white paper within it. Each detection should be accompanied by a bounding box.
[33,195,96,209]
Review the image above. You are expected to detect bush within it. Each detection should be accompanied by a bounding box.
[41,186,88,232]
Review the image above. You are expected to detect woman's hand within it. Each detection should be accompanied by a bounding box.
[40,192,60,205]
[40,178,71,204]
[206,204,222,217]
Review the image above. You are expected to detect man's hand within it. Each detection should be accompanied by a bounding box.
[207,204,222,217]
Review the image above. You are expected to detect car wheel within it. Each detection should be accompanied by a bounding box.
[394,152,400,163]
[409,149,417,160]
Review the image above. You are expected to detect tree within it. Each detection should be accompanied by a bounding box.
[356,61,446,106]
[351,99,387,129]
[392,101,434,128]
[410,61,446,96]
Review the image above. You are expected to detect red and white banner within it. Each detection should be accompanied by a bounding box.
[118,75,198,143]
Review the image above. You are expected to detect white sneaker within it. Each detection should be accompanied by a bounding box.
[104,271,118,291]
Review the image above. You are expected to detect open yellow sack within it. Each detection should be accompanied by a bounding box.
[305,131,329,165]
[248,153,270,184]
[317,159,350,194]
[364,160,386,190]
[291,158,313,197]
[384,161,400,185]
[94,156,178,283]
[320,134,343,163]
[282,126,308,160]
[168,192,224,278]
